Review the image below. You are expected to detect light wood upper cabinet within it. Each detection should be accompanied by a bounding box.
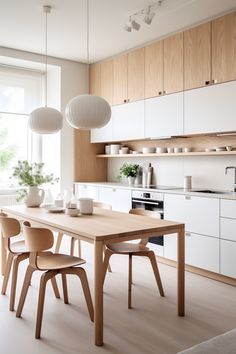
[164,32,183,94]
[113,54,128,105]
[100,60,113,105]
[145,41,163,99]
[212,11,236,84]
[89,63,101,96]
[184,22,211,90]
[128,48,145,102]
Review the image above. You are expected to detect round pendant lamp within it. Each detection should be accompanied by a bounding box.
[66,0,111,130]
[29,6,63,134]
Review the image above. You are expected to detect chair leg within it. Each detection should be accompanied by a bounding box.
[51,277,60,299]
[1,252,14,295]
[103,246,112,273]
[128,254,132,309]
[55,232,63,253]
[61,268,94,322]
[36,271,57,339]
[102,249,113,285]
[9,253,29,311]
[147,251,165,297]
[61,274,68,304]
[70,237,75,256]
[16,265,35,318]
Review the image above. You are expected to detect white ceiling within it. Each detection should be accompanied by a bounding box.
[1,0,236,63]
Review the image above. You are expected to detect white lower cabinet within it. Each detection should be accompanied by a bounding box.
[185,232,219,272]
[75,184,99,200]
[98,186,131,212]
[220,240,236,278]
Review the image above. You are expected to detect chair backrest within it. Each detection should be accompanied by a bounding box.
[93,201,112,210]
[23,221,54,252]
[0,214,21,239]
[129,208,161,246]
[129,208,161,219]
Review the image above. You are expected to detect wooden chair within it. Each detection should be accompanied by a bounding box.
[55,201,112,272]
[16,221,94,339]
[102,208,165,309]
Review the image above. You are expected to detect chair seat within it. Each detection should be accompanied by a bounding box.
[36,253,86,270]
[10,240,28,254]
[106,242,149,254]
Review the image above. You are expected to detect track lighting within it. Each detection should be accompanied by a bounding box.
[123,0,164,32]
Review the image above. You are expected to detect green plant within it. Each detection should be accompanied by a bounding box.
[119,163,139,179]
[12,160,59,201]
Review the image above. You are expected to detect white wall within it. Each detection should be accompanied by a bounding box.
[108,155,236,191]
[0,47,88,192]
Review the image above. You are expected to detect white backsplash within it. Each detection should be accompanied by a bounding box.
[108,155,236,190]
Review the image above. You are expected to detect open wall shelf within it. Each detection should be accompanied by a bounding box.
[97,151,236,158]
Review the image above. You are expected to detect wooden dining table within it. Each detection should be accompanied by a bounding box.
[1,205,185,346]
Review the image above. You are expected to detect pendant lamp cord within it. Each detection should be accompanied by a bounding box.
[45,7,48,107]
[87,0,90,80]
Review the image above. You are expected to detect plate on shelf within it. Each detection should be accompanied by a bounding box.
[45,206,65,213]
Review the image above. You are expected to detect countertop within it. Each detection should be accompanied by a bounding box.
[74,182,236,200]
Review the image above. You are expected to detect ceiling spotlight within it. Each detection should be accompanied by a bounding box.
[143,6,156,25]
[131,20,140,31]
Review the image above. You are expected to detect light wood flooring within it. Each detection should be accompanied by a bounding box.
[1,236,236,354]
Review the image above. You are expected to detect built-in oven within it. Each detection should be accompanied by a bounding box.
[131,190,164,246]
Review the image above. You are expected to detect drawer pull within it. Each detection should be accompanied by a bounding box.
[112,189,116,192]
[186,232,191,237]
[185,196,191,200]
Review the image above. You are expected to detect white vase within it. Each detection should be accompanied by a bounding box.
[24,186,45,207]
[128,176,135,185]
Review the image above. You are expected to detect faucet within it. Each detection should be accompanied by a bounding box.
[225,166,236,192]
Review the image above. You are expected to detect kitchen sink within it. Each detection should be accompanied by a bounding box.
[192,189,234,195]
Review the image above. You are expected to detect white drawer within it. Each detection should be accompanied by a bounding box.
[221,218,236,242]
[221,199,236,219]
[220,239,236,278]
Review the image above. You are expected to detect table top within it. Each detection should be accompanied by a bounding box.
[2,205,184,242]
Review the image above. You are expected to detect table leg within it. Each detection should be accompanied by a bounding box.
[94,240,104,346]
[177,226,185,316]
[1,231,7,276]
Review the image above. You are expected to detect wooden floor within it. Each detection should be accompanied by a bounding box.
[1,237,236,354]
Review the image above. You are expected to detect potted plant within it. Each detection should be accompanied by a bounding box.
[12,160,59,207]
[119,163,139,185]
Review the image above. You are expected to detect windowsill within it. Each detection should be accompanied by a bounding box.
[0,188,19,195]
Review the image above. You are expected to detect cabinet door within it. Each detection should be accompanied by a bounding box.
[164,32,183,94]
[128,48,145,102]
[184,81,236,134]
[164,194,219,237]
[145,41,163,99]
[90,119,113,143]
[113,54,128,105]
[186,232,219,272]
[98,187,131,212]
[101,60,113,105]
[212,12,236,84]
[75,184,99,200]
[220,239,236,278]
[112,101,145,141]
[89,63,101,95]
[221,218,236,242]
[184,22,211,90]
[221,199,236,218]
[145,92,183,138]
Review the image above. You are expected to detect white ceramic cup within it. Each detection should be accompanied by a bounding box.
[79,197,93,215]
[174,147,182,153]
[167,147,174,153]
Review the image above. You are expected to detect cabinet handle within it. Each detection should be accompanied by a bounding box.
[205,80,210,86]
[124,99,127,103]
[185,196,191,200]
[112,188,116,192]
[186,232,191,237]
[158,91,162,96]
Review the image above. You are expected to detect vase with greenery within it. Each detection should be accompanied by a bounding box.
[118,163,139,185]
[12,160,59,207]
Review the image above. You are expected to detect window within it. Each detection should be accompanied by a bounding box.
[0,66,43,188]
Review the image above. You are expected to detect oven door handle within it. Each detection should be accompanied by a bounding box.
[132,199,160,206]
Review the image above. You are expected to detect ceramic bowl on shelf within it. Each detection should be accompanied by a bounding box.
[174,147,182,153]
[119,146,129,154]
[226,146,233,151]
[142,147,155,154]
[215,146,227,151]
[167,147,174,153]
[110,144,121,155]
[183,147,192,153]
[156,147,167,154]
